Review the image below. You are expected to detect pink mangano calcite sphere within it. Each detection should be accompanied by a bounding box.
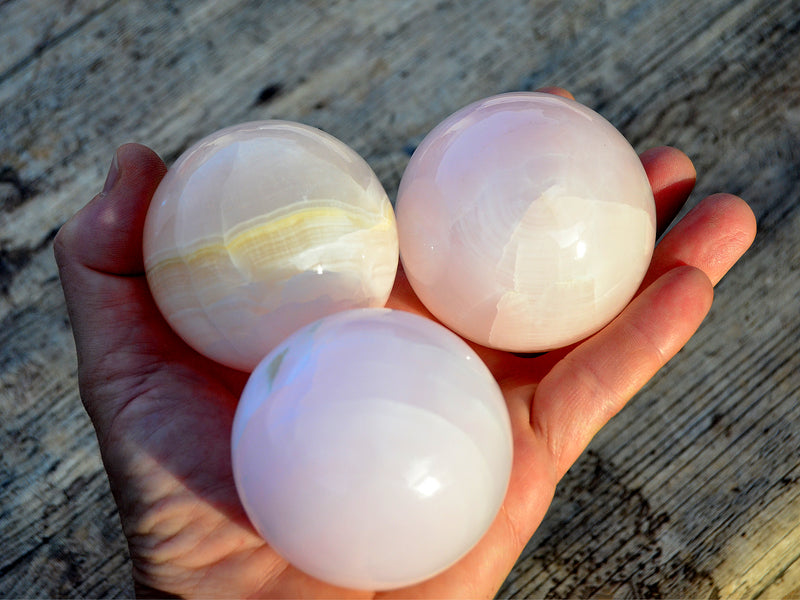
[143,121,398,371]
[395,92,656,352]
[231,308,513,590]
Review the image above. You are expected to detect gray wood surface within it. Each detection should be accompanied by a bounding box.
[1,1,798,597]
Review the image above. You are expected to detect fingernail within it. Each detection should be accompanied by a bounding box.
[102,150,120,194]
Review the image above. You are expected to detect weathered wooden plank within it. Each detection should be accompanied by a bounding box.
[0,280,133,597]
[1,0,798,597]
[0,0,110,78]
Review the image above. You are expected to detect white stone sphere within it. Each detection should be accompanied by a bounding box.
[395,92,656,352]
[143,121,398,371]
[231,308,512,590]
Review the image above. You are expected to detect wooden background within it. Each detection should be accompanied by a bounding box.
[1,1,798,597]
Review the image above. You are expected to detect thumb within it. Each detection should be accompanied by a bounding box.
[54,144,169,423]
[54,143,167,277]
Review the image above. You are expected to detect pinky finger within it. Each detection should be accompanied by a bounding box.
[532,266,714,480]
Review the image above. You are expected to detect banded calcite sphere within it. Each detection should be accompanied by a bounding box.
[396,92,656,352]
[231,308,512,590]
[143,121,398,371]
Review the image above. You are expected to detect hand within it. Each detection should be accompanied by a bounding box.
[54,88,756,599]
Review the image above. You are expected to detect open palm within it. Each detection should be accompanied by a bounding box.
[55,90,755,599]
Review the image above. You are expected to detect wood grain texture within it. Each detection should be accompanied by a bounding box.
[1,1,797,597]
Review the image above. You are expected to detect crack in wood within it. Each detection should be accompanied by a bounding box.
[0,226,59,295]
[0,164,37,211]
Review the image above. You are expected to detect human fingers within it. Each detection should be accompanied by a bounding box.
[642,193,757,289]
[55,145,249,418]
[535,86,575,100]
[54,146,172,421]
[382,273,716,599]
[54,144,167,376]
[489,145,698,376]
[388,146,701,382]
[640,146,697,235]
[532,266,714,480]
[54,143,167,276]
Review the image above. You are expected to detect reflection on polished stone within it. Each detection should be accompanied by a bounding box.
[232,308,512,590]
[143,121,398,371]
[396,92,656,352]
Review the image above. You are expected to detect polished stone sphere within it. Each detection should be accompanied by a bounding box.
[143,121,398,371]
[395,92,656,352]
[231,308,513,590]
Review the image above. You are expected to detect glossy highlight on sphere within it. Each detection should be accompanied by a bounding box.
[231,309,513,590]
[396,92,656,352]
[143,121,398,371]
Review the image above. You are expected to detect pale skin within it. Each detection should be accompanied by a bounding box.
[54,88,756,598]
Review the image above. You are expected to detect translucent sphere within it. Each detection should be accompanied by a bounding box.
[396,92,656,352]
[231,308,512,590]
[143,121,398,371]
